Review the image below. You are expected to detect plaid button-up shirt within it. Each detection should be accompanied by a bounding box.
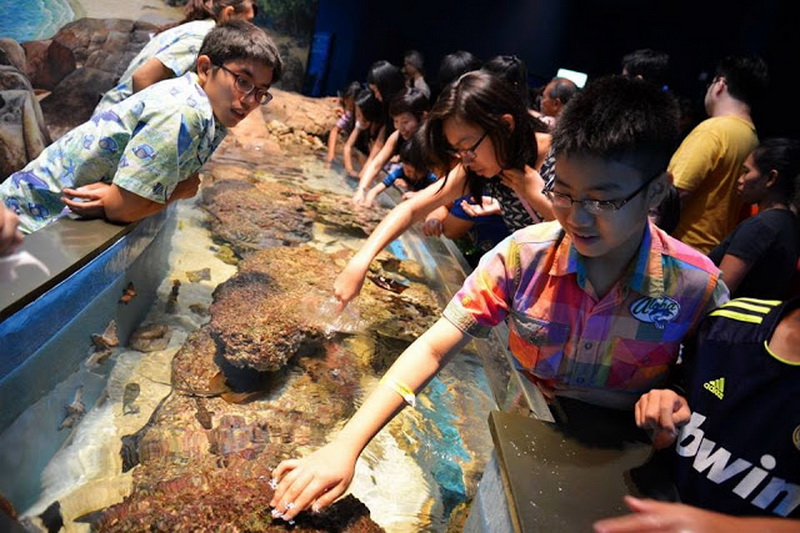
[444,220,729,409]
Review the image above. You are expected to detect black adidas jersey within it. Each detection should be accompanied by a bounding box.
[673,297,800,518]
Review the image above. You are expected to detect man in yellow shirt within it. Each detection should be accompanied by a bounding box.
[669,55,768,254]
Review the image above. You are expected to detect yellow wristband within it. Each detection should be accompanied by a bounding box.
[380,376,416,408]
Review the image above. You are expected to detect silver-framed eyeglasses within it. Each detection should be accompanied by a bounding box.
[447,131,488,161]
[543,170,663,215]
[215,63,273,105]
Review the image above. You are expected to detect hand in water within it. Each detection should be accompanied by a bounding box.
[316,296,363,333]
[351,188,367,206]
[270,441,358,521]
[333,258,369,309]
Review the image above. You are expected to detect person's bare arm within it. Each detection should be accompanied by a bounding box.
[716,254,752,295]
[326,125,340,163]
[61,173,200,224]
[131,57,175,93]
[270,318,471,520]
[363,182,388,206]
[343,126,361,177]
[594,496,800,533]
[356,130,399,195]
[359,126,386,178]
[441,210,476,240]
[334,165,468,307]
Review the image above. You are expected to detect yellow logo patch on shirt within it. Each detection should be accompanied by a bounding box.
[703,377,725,399]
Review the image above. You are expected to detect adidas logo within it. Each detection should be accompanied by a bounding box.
[704,377,725,399]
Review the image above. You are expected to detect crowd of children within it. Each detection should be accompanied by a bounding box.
[273,49,799,528]
[1,7,798,529]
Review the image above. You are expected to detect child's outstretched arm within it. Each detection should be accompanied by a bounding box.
[363,182,388,206]
[353,131,399,204]
[334,164,468,308]
[343,127,361,177]
[269,317,471,521]
[131,57,175,93]
[594,496,800,533]
[326,125,341,163]
[61,173,200,224]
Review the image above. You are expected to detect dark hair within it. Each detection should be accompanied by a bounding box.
[715,54,769,108]
[367,60,406,104]
[398,132,430,177]
[342,81,362,101]
[388,88,429,119]
[199,20,283,83]
[423,71,538,199]
[481,55,532,110]
[437,50,482,89]
[182,0,256,23]
[547,77,579,107]
[752,138,800,203]
[622,49,670,87]
[552,75,680,179]
[404,50,425,74]
[355,88,382,124]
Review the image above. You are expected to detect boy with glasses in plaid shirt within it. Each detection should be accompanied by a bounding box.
[269,75,729,521]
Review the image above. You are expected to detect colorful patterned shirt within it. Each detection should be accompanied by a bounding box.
[443,220,729,409]
[1,72,227,233]
[93,19,216,115]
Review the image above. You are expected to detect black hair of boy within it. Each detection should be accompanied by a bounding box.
[398,132,430,177]
[622,49,670,87]
[388,88,429,120]
[552,75,680,179]
[355,89,382,124]
[198,20,283,83]
[714,55,769,108]
[437,50,482,89]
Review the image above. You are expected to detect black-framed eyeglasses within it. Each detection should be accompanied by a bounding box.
[543,169,663,215]
[215,63,273,105]
[446,131,488,161]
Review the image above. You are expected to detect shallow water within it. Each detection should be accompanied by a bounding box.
[0,151,497,531]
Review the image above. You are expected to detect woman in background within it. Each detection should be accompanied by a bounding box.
[708,138,800,299]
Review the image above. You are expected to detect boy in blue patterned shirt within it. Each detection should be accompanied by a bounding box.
[1,20,281,234]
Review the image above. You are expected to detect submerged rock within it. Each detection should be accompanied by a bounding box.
[128,323,171,352]
[201,178,315,257]
[94,466,383,532]
[208,245,334,371]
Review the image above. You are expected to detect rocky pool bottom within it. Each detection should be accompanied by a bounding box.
[0,142,496,532]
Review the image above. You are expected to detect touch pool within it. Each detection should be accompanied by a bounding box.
[0,145,510,532]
